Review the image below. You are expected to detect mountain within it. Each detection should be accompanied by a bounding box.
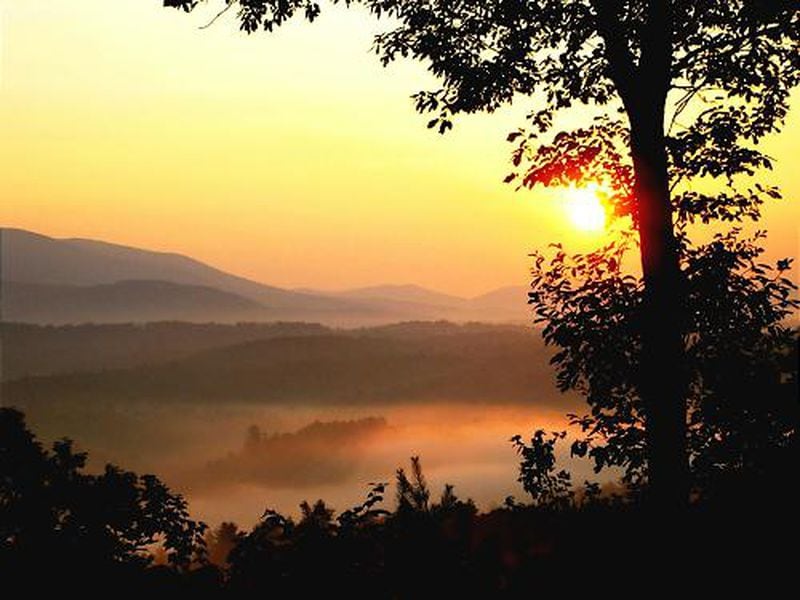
[469,285,530,310]
[0,228,385,323]
[1,321,331,379]
[0,228,356,311]
[318,284,466,307]
[2,280,265,325]
[3,324,565,407]
[0,228,528,324]
[298,284,530,322]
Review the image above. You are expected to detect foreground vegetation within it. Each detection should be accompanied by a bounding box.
[2,406,794,596]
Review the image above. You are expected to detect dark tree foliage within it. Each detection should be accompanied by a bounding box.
[395,455,430,512]
[225,460,483,596]
[164,0,800,508]
[205,521,243,566]
[511,430,574,509]
[180,452,798,594]
[0,408,208,589]
[529,225,798,494]
[511,430,628,509]
[1,412,795,594]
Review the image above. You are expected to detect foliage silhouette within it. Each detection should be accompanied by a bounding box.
[529,228,798,496]
[205,521,243,567]
[165,0,799,509]
[1,409,796,594]
[0,407,208,591]
[395,455,431,512]
[183,448,800,594]
[511,430,574,509]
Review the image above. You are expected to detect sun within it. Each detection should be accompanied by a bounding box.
[564,184,607,232]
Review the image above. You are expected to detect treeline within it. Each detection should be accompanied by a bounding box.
[3,323,564,407]
[1,408,794,596]
[197,417,390,489]
[1,321,329,379]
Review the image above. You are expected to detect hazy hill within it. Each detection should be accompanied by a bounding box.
[470,285,530,310]
[0,228,528,324]
[2,280,267,325]
[0,321,330,379]
[2,228,265,290]
[3,324,566,407]
[310,284,466,306]
[299,284,530,322]
[195,417,391,490]
[0,228,364,316]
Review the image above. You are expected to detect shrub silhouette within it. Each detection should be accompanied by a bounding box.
[0,407,209,592]
[1,408,795,595]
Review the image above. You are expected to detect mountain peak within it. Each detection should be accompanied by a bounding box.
[2,228,529,325]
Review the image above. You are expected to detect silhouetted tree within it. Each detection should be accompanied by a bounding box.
[4,408,792,595]
[511,430,574,509]
[529,225,797,498]
[165,0,799,509]
[298,499,336,534]
[222,458,487,595]
[0,408,207,587]
[395,455,430,513]
[205,521,243,567]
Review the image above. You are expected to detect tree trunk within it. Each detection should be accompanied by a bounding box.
[602,0,688,513]
[628,98,688,511]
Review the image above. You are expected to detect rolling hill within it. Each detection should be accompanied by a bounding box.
[2,280,265,324]
[0,228,529,324]
[2,323,565,407]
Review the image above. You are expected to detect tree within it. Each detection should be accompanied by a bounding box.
[164,0,799,509]
[527,232,797,494]
[205,521,243,566]
[511,430,574,509]
[0,408,207,582]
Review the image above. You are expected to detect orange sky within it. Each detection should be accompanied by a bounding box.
[1,0,797,296]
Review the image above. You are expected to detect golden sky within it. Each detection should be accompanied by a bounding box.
[1,0,798,296]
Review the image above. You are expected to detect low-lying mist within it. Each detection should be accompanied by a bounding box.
[17,398,592,527]
[4,322,595,527]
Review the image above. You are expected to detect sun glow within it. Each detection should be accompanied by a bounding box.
[564,184,607,232]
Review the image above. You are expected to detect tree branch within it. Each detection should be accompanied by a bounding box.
[672,24,784,73]
[199,1,235,30]
[591,0,638,110]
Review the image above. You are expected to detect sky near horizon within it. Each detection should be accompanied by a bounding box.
[1,0,798,296]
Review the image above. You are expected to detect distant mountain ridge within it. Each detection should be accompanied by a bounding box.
[311,284,466,307]
[0,228,353,309]
[296,284,531,318]
[3,280,265,324]
[0,228,529,325]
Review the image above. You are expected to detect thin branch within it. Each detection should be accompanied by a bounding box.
[199,1,235,30]
[667,80,706,135]
[672,24,784,72]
